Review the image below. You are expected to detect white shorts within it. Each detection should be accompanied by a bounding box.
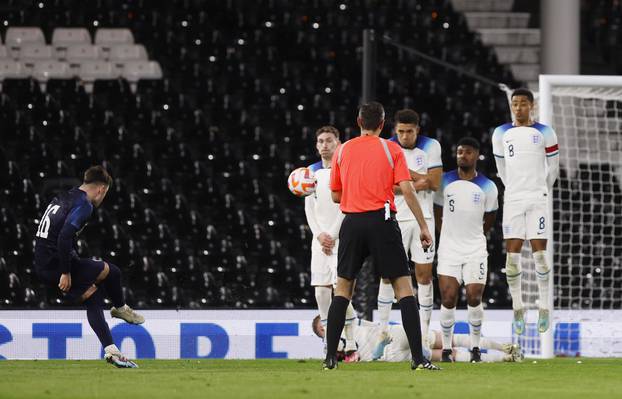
[502,200,548,240]
[310,238,337,286]
[437,256,488,285]
[398,218,435,264]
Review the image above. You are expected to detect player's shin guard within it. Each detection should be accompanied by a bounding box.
[440,305,455,350]
[417,283,433,338]
[533,251,551,309]
[325,296,349,360]
[399,295,425,364]
[467,304,484,349]
[377,281,394,333]
[314,286,332,329]
[344,302,357,352]
[505,253,524,310]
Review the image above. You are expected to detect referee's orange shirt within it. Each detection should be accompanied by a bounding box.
[330,135,411,213]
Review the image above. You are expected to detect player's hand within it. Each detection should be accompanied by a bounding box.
[58,273,71,292]
[318,233,335,248]
[419,227,433,251]
[413,178,429,192]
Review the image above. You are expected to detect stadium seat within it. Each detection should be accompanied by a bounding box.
[4,27,45,49]
[0,61,28,82]
[18,44,54,64]
[109,44,148,62]
[78,61,117,91]
[0,46,9,59]
[32,61,72,83]
[51,28,92,47]
[65,44,101,63]
[94,28,135,48]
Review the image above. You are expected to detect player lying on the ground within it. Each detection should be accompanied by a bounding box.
[312,316,523,363]
[33,166,144,368]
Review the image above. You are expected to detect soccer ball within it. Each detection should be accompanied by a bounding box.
[287,167,316,197]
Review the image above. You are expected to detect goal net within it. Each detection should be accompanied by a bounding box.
[504,76,622,358]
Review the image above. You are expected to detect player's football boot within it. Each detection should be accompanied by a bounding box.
[513,308,526,335]
[371,330,392,360]
[104,347,138,369]
[441,349,454,363]
[322,356,338,370]
[411,359,441,371]
[111,305,145,324]
[511,347,524,363]
[470,347,482,363]
[538,308,550,333]
[344,350,360,363]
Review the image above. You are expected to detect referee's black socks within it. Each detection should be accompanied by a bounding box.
[325,295,349,360]
[399,295,425,364]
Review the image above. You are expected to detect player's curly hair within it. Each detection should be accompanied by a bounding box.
[83,165,113,186]
[394,108,420,126]
[511,88,534,103]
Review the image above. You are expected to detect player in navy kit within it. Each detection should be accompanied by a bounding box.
[34,166,145,368]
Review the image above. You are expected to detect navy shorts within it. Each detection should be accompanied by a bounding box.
[338,210,411,281]
[36,257,107,303]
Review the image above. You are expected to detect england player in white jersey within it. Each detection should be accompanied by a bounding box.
[433,137,498,363]
[312,316,522,363]
[376,109,442,342]
[304,126,358,361]
[492,89,560,335]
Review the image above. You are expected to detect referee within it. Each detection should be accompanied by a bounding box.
[323,102,440,371]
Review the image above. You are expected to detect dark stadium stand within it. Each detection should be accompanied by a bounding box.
[0,0,521,310]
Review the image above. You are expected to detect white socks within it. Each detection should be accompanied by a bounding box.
[440,305,455,350]
[533,250,551,310]
[344,302,357,351]
[377,281,394,332]
[418,283,433,337]
[468,304,484,349]
[104,344,120,355]
[314,286,332,327]
[505,252,524,310]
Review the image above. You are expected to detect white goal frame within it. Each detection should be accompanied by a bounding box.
[538,74,622,358]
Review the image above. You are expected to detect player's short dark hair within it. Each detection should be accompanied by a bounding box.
[315,125,340,138]
[358,101,385,131]
[457,137,480,151]
[394,109,420,126]
[83,165,113,186]
[511,88,534,103]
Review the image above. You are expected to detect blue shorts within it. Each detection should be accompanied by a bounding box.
[36,257,107,303]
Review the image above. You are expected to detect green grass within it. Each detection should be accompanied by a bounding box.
[1,358,621,399]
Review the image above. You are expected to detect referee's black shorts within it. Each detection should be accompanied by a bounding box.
[337,209,410,280]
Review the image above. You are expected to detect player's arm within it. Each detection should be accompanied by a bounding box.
[434,204,443,232]
[400,180,431,246]
[57,200,93,291]
[304,195,321,237]
[483,181,499,235]
[410,168,442,192]
[330,146,343,203]
[544,126,560,188]
[327,211,345,240]
[492,127,506,185]
[483,211,497,234]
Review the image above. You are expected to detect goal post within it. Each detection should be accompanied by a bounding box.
[508,75,622,358]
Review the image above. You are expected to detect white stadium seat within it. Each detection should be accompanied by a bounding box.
[79,60,117,81]
[0,60,28,81]
[122,60,163,82]
[0,46,9,59]
[94,28,134,46]
[32,61,72,82]
[109,44,148,62]
[66,44,101,63]
[52,28,92,47]
[19,44,54,63]
[4,27,45,48]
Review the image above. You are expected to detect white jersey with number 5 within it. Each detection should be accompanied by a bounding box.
[491,122,559,203]
[434,170,498,264]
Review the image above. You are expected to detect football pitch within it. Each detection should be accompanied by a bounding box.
[1,358,621,399]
